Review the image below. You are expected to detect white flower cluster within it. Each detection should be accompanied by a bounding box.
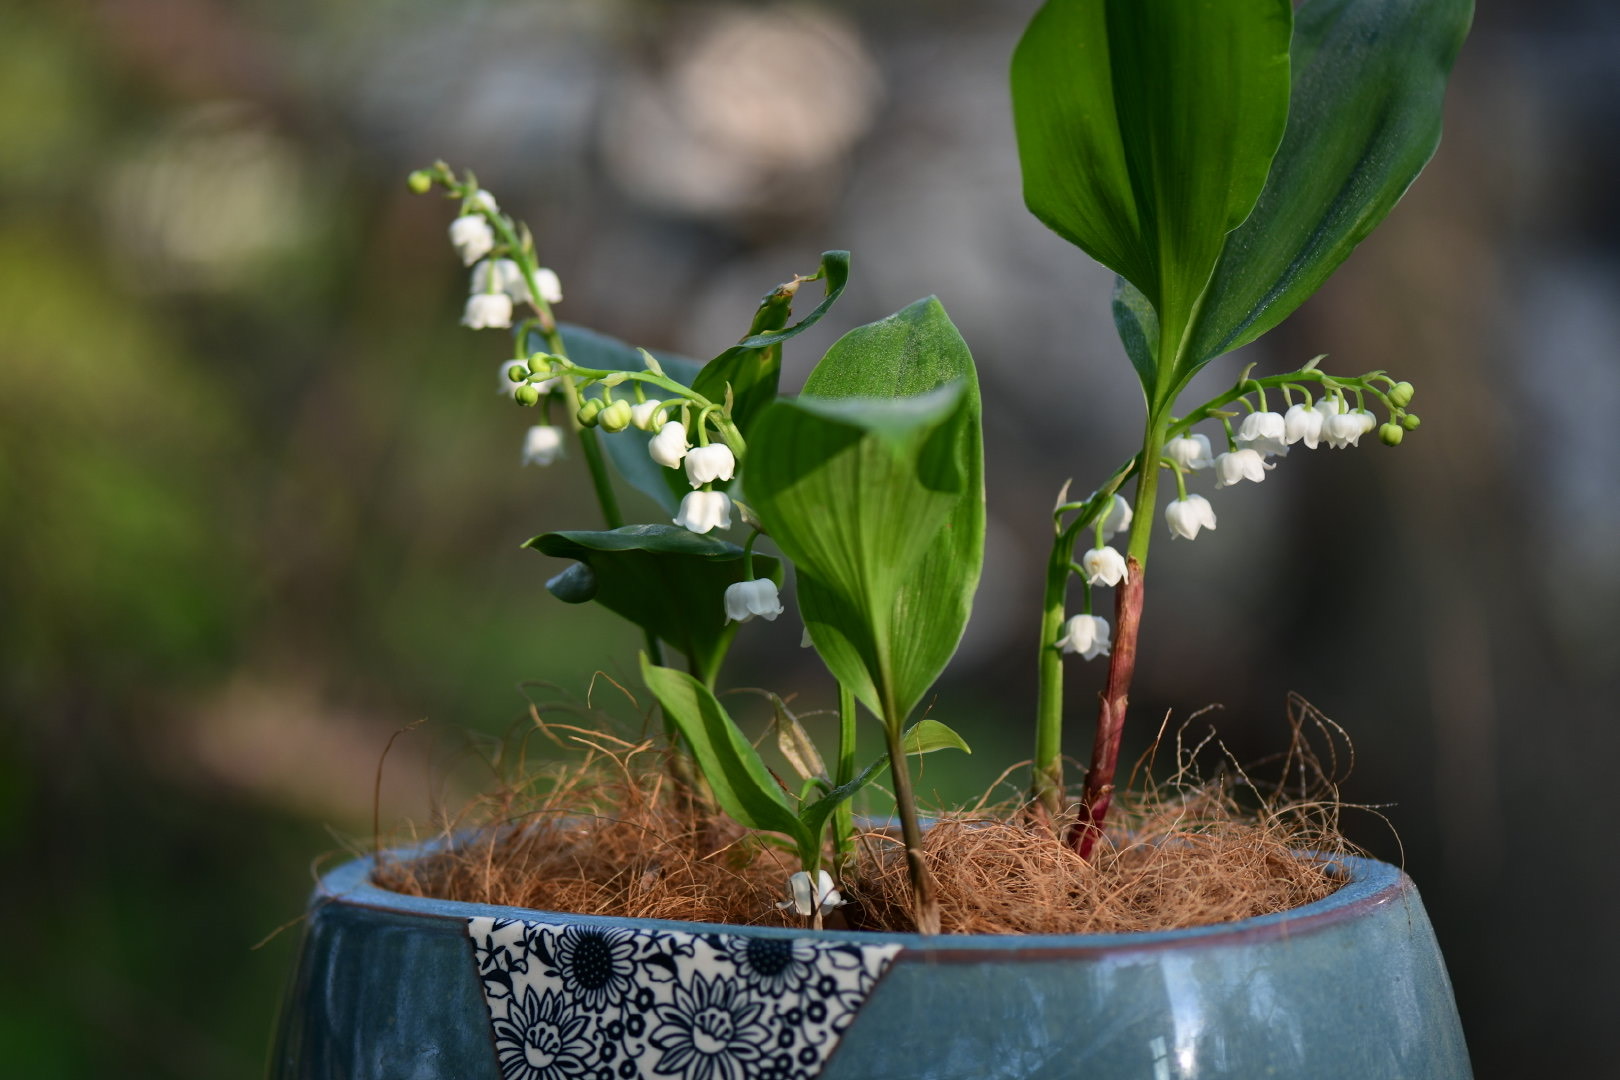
[646,419,740,536]
[777,870,845,918]
[1160,398,1378,541]
[449,191,566,332]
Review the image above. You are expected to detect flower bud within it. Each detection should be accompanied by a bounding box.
[576,398,604,426]
[527,354,555,375]
[1388,381,1415,408]
[506,363,529,384]
[1098,494,1132,541]
[469,189,499,214]
[685,444,736,488]
[1379,422,1404,446]
[724,578,784,623]
[513,383,540,407]
[1055,614,1111,661]
[1401,413,1422,430]
[777,870,844,917]
[407,169,433,194]
[598,399,633,433]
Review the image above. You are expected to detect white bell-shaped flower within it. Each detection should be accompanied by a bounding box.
[1165,493,1218,539]
[1056,614,1111,661]
[462,292,513,330]
[1165,432,1215,470]
[521,425,565,466]
[532,267,563,305]
[471,258,526,301]
[1214,448,1272,488]
[1284,403,1324,449]
[448,214,495,265]
[1098,494,1133,540]
[630,400,664,431]
[1081,546,1129,587]
[674,490,732,534]
[1236,411,1289,457]
[724,578,784,623]
[469,189,499,214]
[1325,409,1368,448]
[648,421,690,469]
[684,444,736,487]
[777,870,845,917]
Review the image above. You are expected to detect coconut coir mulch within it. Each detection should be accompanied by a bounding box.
[373,699,1358,935]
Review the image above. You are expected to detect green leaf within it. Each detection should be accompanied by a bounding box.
[639,658,807,844]
[749,346,977,727]
[1011,0,1292,396]
[794,297,984,729]
[540,324,702,514]
[1180,0,1474,372]
[1111,277,1159,392]
[527,525,778,685]
[900,718,972,756]
[691,251,850,441]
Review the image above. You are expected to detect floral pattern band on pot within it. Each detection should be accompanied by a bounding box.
[468,917,900,1080]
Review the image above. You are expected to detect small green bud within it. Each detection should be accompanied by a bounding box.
[598,398,633,433]
[407,169,434,195]
[577,397,604,427]
[506,363,528,384]
[513,383,540,407]
[527,354,554,375]
[1388,381,1415,408]
[1401,412,1421,431]
[1378,421,1404,447]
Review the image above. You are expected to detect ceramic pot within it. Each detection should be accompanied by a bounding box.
[272,847,1470,1079]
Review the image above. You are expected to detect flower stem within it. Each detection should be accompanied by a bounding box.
[1067,412,1166,855]
[833,683,857,880]
[882,709,939,934]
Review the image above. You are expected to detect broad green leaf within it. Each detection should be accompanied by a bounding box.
[900,718,972,756]
[798,297,984,730]
[533,324,701,514]
[1111,278,1159,393]
[527,525,778,685]
[691,251,850,441]
[1012,0,1292,397]
[747,378,973,725]
[639,658,806,844]
[1180,0,1474,373]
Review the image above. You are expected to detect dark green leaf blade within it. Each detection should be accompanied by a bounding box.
[1182,0,1474,371]
[528,525,778,685]
[640,657,805,843]
[799,297,984,729]
[1011,0,1292,390]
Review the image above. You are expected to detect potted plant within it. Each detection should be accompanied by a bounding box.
[274,0,1475,1076]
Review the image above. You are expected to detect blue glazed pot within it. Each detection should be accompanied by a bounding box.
[273,848,1470,1079]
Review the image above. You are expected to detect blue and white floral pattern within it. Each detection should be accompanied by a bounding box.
[467,917,900,1080]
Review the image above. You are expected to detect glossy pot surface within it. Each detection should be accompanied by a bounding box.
[273,848,1470,1080]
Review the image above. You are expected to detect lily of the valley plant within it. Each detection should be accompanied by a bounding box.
[408,0,1470,934]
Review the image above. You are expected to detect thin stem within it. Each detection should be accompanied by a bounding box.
[883,711,939,934]
[833,684,857,880]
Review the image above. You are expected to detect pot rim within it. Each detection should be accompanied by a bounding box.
[314,845,1411,959]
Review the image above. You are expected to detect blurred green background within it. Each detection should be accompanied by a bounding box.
[2,0,1616,1075]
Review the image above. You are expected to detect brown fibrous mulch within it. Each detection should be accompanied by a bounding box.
[373,695,1364,935]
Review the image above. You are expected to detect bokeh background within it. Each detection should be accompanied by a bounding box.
[2,0,1615,1074]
